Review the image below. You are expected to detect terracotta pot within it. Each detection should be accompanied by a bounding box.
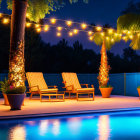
[99,87,113,98]
[2,93,9,106]
[137,88,140,98]
[7,94,25,110]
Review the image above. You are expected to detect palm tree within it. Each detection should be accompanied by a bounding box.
[0,0,88,87]
[91,27,121,86]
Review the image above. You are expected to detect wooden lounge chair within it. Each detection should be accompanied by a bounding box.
[26,72,64,102]
[62,72,95,101]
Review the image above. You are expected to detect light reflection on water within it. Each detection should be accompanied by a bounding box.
[1,111,140,140]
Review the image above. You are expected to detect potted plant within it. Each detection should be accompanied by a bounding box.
[0,78,9,105]
[97,40,113,98]
[137,86,140,99]
[99,85,113,98]
[6,86,26,110]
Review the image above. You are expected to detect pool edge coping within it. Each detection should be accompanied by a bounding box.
[0,107,140,120]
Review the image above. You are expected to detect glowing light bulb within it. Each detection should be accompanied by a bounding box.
[122,30,127,34]
[35,24,40,28]
[73,29,78,34]
[57,26,62,31]
[26,13,30,18]
[108,29,113,34]
[3,18,9,24]
[96,26,102,31]
[69,32,73,37]
[129,35,133,39]
[127,31,131,34]
[106,36,109,40]
[81,23,87,29]
[89,36,93,41]
[26,22,31,27]
[56,32,61,37]
[36,28,41,33]
[44,25,49,31]
[122,36,127,40]
[66,20,72,26]
[88,31,93,36]
[111,38,114,42]
[101,32,105,36]
[50,18,56,24]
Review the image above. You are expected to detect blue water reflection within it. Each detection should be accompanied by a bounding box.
[0,110,140,140]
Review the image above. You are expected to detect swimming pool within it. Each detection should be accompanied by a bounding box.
[0,110,140,140]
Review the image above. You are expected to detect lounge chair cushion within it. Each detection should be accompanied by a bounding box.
[76,88,94,92]
[40,88,58,93]
[62,72,81,90]
[26,72,48,92]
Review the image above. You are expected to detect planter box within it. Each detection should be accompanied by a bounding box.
[7,94,25,110]
[99,87,113,98]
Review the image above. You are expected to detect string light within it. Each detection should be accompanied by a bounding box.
[3,18,9,24]
[127,31,131,34]
[56,32,61,37]
[129,35,133,39]
[35,24,40,28]
[96,26,102,31]
[89,36,93,41]
[69,31,73,37]
[50,18,56,24]
[106,36,109,40]
[81,23,87,29]
[123,30,127,34]
[44,25,49,31]
[66,20,72,26]
[26,22,31,27]
[57,26,62,31]
[26,13,30,18]
[101,32,105,36]
[73,29,79,34]
[108,29,113,34]
[88,31,93,36]
[111,38,114,42]
[36,28,41,33]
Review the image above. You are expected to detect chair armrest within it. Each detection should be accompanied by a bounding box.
[29,85,40,92]
[81,84,89,88]
[63,85,74,90]
[48,86,57,89]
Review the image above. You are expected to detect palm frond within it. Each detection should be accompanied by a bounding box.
[130,34,140,50]
[117,13,140,32]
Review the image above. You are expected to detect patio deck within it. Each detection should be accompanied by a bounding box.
[0,95,140,120]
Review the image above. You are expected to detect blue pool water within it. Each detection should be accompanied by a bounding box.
[0,110,140,140]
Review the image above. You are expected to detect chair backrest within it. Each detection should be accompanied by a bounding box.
[26,72,48,92]
[62,72,81,91]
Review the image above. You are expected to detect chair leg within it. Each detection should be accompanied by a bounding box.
[93,92,94,100]
[77,93,78,101]
[30,93,33,100]
[40,94,42,102]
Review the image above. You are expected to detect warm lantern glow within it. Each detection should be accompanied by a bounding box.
[96,26,102,31]
[127,31,131,34]
[44,25,49,31]
[88,31,93,36]
[81,23,87,29]
[3,18,9,24]
[56,32,61,37]
[111,38,114,42]
[129,35,133,39]
[106,36,109,40]
[26,22,31,27]
[50,18,56,24]
[57,26,62,31]
[69,31,73,37]
[66,20,72,26]
[73,29,79,34]
[122,36,127,41]
[122,30,127,34]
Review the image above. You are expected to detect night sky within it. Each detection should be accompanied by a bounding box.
[41,0,140,55]
[1,0,140,55]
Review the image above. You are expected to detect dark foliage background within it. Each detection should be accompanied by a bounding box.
[0,22,140,74]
